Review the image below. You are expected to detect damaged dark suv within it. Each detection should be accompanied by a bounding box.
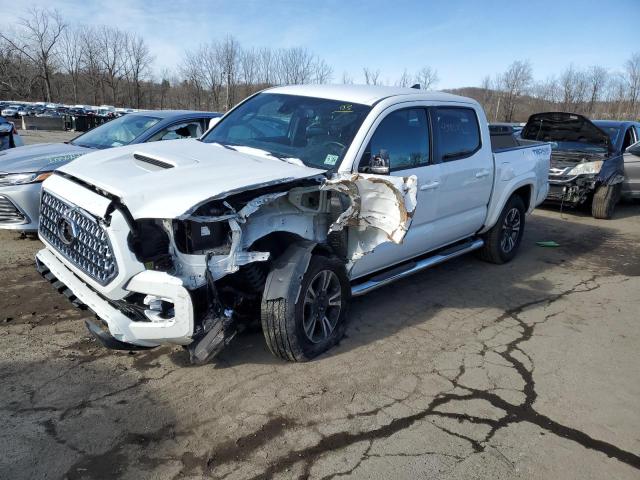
[521,112,640,219]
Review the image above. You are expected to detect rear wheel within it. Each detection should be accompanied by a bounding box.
[479,195,526,264]
[261,255,350,362]
[591,183,621,219]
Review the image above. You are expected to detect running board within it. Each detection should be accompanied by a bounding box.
[350,238,484,297]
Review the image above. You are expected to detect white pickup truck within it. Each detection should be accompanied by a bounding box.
[35,85,550,363]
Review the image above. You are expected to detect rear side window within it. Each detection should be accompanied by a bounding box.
[433,107,481,162]
[367,108,430,171]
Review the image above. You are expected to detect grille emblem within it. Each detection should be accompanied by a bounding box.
[56,210,78,246]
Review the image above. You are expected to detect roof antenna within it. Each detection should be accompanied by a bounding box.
[411,83,421,89]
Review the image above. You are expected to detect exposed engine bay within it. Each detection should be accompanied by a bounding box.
[109,172,417,362]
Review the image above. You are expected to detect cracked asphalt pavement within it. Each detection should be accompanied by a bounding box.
[1,204,639,479]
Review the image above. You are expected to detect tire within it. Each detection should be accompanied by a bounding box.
[261,255,350,362]
[591,183,621,219]
[479,195,526,264]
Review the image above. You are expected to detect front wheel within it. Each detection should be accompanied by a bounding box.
[479,195,526,264]
[261,255,350,362]
[591,183,621,219]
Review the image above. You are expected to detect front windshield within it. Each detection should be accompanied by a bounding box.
[202,93,371,169]
[72,114,161,149]
[594,125,621,146]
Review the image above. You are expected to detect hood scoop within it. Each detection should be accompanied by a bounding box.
[133,153,175,171]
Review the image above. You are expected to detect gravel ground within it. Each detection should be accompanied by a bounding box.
[1,130,639,479]
[17,129,77,145]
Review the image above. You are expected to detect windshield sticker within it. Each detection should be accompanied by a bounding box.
[324,154,339,165]
[334,104,353,113]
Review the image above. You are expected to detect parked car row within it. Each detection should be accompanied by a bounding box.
[1,101,138,119]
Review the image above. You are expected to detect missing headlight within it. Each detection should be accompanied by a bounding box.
[173,219,231,255]
[128,220,172,271]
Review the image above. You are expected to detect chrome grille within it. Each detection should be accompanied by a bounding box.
[39,191,118,285]
[0,195,25,224]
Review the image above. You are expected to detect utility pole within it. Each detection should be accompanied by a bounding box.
[224,70,231,111]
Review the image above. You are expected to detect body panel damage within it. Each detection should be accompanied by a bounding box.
[178,172,418,285]
[321,173,418,262]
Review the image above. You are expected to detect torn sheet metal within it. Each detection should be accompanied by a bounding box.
[207,218,270,280]
[322,173,418,260]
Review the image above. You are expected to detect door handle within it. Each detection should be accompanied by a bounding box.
[420,180,440,191]
[475,170,490,178]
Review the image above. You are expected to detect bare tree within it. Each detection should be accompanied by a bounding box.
[313,58,332,84]
[97,26,128,104]
[0,8,66,102]
[58,26,83,104]
[623,52,640,118]
[125,33,153,108]
[363,67,381,85]
[180,46,207,109]
[257,47,275,85]
[499,60,533,122]
[414,66,439,90]
[80,26,104,105]
[277,47,316,85]
[396,68,411,87]
[0,38,40,99]
[341,71,353,84]
[559,65,589,112]
[585,66,608,116]
[158,68,171,109]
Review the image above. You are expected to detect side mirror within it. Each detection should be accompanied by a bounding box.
[208,117,221,130]
[369,150,390,175]
[626,142,640,157]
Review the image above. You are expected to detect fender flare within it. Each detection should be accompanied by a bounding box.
[480,178,536,234]
[262,240,317,303]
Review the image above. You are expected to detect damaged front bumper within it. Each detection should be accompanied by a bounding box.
[546,174,597,205]
[36,248,195,348]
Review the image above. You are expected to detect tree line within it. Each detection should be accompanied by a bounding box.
[1,8,639,121]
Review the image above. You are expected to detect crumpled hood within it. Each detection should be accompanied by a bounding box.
[0,142,89,174]
[57,139,326,218]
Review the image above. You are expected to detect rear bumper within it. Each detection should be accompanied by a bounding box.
[0,183,41,231]
[36,248,195,347]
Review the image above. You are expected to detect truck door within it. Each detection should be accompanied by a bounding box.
[427,106,493,246]
[350,107,442,278]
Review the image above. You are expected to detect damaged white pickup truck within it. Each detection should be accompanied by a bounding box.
[36,85,551,363]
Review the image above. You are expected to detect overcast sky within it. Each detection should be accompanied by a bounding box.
[1,0,637,88]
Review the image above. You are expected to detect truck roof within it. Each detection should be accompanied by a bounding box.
[265,84,472,106]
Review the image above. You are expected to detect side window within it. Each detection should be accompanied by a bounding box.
[622,127,636,151]
[365,108,429,171]
[433,107,481,162]
[149,121,203,142]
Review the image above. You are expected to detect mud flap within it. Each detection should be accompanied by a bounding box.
[322,173,418,262]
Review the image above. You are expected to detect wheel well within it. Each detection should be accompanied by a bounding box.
[250,231,340,260]
[512,185,532,211]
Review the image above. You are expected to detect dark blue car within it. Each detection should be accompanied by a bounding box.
[0,110,220,231]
